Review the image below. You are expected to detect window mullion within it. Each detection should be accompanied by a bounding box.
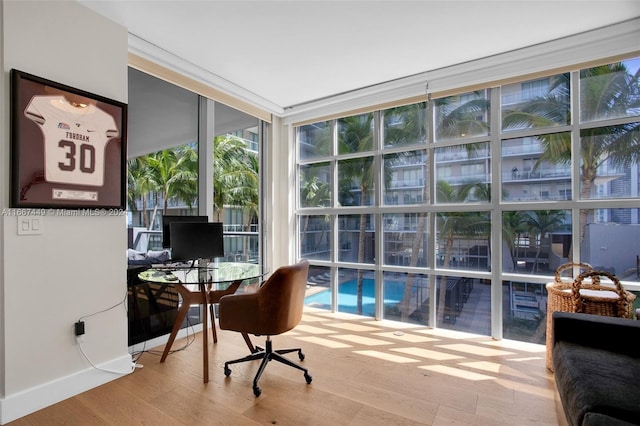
[570,70,582,264]
[490,86,503,339]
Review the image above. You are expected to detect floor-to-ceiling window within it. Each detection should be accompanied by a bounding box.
[126,68,201,251]
[126,69,264,343]
[213,107,262,264]
[297,56,640,344]
[127,70,263,262]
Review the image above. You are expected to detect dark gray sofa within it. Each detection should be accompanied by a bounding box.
[552,312,640,426]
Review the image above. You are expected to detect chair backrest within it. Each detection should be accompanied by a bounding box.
[219,260,310,336]
[259,260,309,335]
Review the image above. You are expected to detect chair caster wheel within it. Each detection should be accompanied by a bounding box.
[298,351,305,361]
[304,373,312,384]
[224,366,231,377]
[253,386,262,397]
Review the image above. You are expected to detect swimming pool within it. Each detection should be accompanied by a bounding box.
[305,278,407,316]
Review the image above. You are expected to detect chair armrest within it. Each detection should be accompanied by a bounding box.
[218,292,260,333]
[552,312,640,357]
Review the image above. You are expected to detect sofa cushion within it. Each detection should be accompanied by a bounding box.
[553,341,640,426]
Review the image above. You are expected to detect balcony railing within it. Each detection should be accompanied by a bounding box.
[504,167,570,181]
[223,224,259,233]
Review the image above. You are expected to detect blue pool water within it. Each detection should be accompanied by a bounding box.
[305,278,406,316]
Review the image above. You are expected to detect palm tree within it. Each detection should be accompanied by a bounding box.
[301,121,333,157]
[127,156,155,228]
[129,145,198,229]
[523,210,567,273]
[213,135,252,222]
[502,211,528,272]
[212,135,260,261]
[384,102,427,146]
[389,98,492,322]
[503,63,640,246]
[382,103,429,321]
[300,174,331,252]
[547,65,639,244]
[170,144,199,210]
[402,95,490,324]
[435,181,486,324]
[396,207,428,321]
[236,151,259,261]
[435,92,490,140]
[300,174,331,208]
[337,113,374,314]
[147,145,198,216]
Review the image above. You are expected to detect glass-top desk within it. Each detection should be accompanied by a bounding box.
[139,262,267,383]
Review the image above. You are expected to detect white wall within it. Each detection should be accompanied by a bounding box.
[1,1,130,423]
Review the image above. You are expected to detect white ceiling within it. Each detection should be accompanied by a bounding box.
[80,0,639,113]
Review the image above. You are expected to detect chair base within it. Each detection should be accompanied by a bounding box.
[224,337,312,397]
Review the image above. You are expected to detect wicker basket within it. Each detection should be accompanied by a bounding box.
[545,266,636,371]
[545,262,594,371]
[570,270,635,318]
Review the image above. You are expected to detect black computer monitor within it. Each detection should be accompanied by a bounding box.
[162,215,208,248]
[169,222,224,262]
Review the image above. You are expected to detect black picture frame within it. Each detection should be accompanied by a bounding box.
[10,69,127,209]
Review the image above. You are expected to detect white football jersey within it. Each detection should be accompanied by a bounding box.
[24,95,119,187]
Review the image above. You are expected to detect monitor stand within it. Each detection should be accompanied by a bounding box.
[197,258,211,283]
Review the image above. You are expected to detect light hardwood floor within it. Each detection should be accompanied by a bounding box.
[9,308,560,425]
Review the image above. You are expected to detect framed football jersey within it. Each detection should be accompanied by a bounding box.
[10,69,127,209]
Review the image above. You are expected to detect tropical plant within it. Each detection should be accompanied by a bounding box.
[302,121,333,157]
[396,208,428,322]
[213,135,253,221]
[127,155,155,228]
[390,98,492,321]
[503,62,640,246]
[128,144,199,229]
[502,211,528,271]
[336,113,375,314]
[230,149,259,260]
[434,92,490,140]
[300,173,331,252]
[384,102,427,147]
[147,144,198,216]
[382,103,429,321]
[523,210,567,273]
[387,94,495,322]
[127,135,260,260]
[435,181,488,324]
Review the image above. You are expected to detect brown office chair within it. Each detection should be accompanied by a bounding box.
[218,260,312,396]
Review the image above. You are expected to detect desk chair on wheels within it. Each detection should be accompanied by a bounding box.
[218,260,312,397]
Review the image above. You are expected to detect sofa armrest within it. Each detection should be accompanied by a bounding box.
[552,312,640,357]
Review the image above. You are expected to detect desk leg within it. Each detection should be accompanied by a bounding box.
[208,279,244,345]
[208,303,218,343]
[200,284,209,383]
[160,284,210,383]
[242,333,257,353]
[160,286,191,362]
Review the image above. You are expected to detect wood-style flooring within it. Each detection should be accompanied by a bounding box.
[9,307,561,425]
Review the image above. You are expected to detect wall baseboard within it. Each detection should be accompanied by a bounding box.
[0,354,133,425]
[0,323,205,424]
